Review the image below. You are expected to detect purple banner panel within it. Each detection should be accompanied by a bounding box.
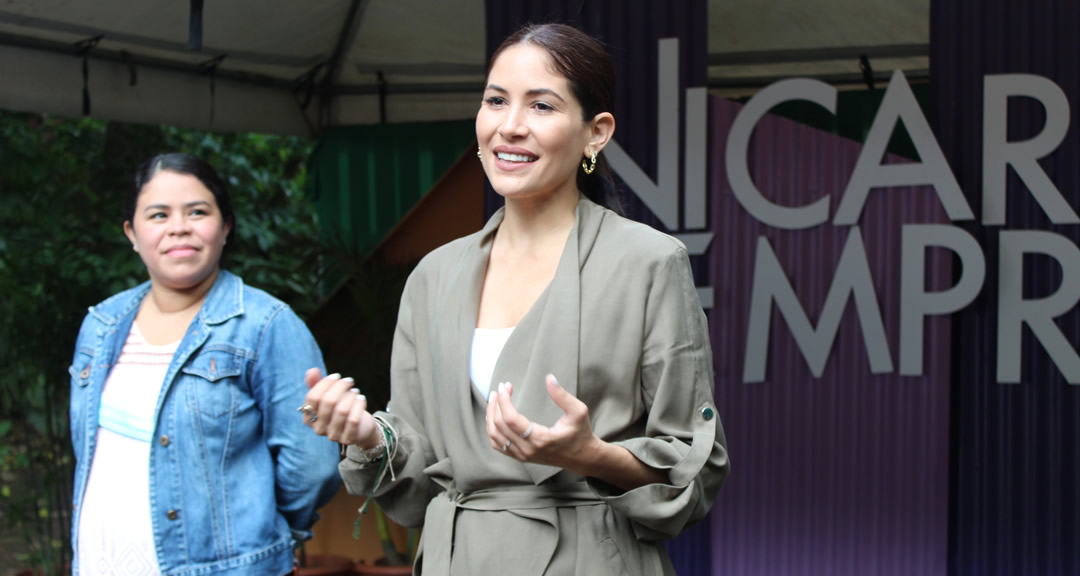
[707,95,951,576]
[933,3,1080,575]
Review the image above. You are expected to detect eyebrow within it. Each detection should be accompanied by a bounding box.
[486,84,567,103]
[143,200,212,212]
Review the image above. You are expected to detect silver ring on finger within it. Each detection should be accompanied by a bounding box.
[520,421,535,440]
[502,439,511,452]
[298,404,317,423]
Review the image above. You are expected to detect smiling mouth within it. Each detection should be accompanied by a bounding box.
[496,152,538,163]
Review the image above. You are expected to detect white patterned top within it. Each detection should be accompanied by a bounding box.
[78,322,178,576]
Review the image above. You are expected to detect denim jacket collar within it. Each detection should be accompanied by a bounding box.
[87,269,244,326]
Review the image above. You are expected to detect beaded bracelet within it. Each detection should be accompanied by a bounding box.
[353,416,398,538]
[349,434,387,466]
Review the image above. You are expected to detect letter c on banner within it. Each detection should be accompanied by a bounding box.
[726,78,837,230]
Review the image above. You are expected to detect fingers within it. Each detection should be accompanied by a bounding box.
[486,384,506,452]
[302,372,382,449]
[483,375,593,468]
[302,372,340,432]
[494,382,529,436]
[545,374,586,420]
[492,399,522,458]
[491,382,537,459]
[341,395,368,445]
[328,388,369,444]
[304,367,323,389]
[303,373,352,434]
[304,372,342,416]
[487,382,520,454]
[324,379,358,440]
[314,377,356,435]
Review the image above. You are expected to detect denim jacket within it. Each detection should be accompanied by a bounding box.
[69,270,341,576]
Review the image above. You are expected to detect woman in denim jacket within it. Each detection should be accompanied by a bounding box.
[68,153,341,575]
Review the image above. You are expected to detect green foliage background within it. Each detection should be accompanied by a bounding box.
[0,111,320,572]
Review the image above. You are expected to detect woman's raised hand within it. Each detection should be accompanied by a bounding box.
[486,374,601,474]
[302,368,381,449]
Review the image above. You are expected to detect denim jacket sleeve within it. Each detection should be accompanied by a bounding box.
[250,304,341,541]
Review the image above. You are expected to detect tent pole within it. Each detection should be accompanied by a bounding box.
[319,0,368,129]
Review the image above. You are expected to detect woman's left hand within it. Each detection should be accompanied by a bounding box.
[486,374,601,474]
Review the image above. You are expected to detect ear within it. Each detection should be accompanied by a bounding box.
[123,220,136,247]
[223,217,233,241]
[585,112,616,157]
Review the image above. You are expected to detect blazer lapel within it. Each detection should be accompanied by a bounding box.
[506,197,605,485]
[448,198,607,486]
[436,209,504,458]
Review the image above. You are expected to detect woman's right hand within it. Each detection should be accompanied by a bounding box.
[303,368,381,449]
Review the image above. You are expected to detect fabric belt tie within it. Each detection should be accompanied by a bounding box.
[421,481,602,576]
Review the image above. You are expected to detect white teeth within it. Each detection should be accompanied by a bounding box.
[496,152,537,163]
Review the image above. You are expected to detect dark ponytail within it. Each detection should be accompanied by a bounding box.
[491,23,623,214]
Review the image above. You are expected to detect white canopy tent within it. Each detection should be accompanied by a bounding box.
[0,0,927,136]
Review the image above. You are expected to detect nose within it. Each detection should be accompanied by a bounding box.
[498,105,529,139]
[168,213,192,235]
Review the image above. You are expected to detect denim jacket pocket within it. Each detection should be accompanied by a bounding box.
[181,349,244,418]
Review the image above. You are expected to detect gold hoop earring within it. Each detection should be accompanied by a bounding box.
[582,151,597,175]
[477,146,482,160]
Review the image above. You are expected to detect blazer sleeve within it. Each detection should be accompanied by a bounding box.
[339,271,440,528]
[588,246,730,541]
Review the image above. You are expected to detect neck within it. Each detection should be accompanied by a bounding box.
[147,268,219,315]
[500,189,579,252]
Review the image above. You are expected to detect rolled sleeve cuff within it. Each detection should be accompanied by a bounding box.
[586,400,721,540]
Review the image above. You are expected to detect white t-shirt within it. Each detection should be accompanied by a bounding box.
[469,326,515,397]
[78,322,177,576]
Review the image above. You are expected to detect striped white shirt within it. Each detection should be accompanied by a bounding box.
[78,322,178,576]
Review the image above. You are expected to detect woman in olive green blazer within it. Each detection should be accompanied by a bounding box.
[303,23,729,575]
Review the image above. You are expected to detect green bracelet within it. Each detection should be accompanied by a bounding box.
[353,419,397,538]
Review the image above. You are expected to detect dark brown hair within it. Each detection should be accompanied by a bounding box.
[490,23,622,213]
[127,153,233,228]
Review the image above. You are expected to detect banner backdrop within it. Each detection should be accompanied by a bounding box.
[707,95,952,576]
[482,2,1080,575]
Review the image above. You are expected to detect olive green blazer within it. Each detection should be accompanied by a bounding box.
[340,196,729,576]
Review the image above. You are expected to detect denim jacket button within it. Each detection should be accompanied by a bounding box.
[79,366,90,379]
[159,435,170,447]
[167,510,178,521]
